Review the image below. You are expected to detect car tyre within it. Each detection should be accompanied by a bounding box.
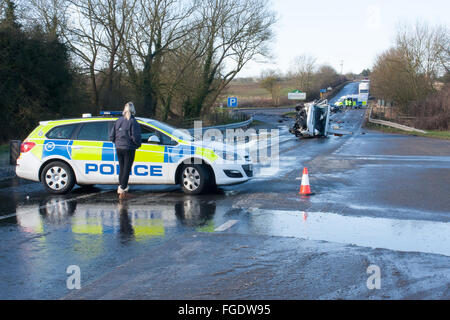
[179,164,210,195]
[40,161,75,194]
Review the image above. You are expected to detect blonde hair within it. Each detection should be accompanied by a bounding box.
[123,102,136,120]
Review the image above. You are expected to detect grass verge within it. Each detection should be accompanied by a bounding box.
[282,112,297,118]
[248,120,266,127]
[365,122,450,140]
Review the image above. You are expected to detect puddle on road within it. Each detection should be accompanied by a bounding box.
[5,189,449,258]
[6,197,218,246]
[249,209,450,257]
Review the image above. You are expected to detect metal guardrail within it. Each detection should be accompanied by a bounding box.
[368,107,427,134]
[186,117,254,135]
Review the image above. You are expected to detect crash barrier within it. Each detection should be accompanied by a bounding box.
[187,117,254,135]
[9,140,21,165]
[368,107,427,134]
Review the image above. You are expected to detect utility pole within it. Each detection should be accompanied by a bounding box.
[340,60,344,75]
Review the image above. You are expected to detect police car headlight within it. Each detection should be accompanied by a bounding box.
[220,151,242,161]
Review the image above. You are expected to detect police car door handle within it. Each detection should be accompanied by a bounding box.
[72,146,82,150]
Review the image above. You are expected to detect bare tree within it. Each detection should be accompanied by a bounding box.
[62,0,105,110]
[315,64,339,89]
[0,1,6,19]
[435,28,450,76]
[1,0,21,29]
[19,0,276,120]
[121,0,196,116]
[88,0,136,107]
[290,54,316,93]
[396,21,450,97]
[184,0,276,118]
[372,21,449,117]
[157,37,206,121]
[28,0,68,39]
[52,0,135,111]
[371,47,415,111]
[1,0,34,28]
[260,70,281,107]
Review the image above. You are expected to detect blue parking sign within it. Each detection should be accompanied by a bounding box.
[228,97,238,108]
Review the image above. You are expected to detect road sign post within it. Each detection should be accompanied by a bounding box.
[320,89,327,99]
[228,97,238,108]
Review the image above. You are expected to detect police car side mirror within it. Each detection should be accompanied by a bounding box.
[148,135,160,144]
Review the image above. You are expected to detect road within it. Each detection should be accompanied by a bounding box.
[0,82,449,300]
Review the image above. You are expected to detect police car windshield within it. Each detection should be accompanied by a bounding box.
[140,118,194,142]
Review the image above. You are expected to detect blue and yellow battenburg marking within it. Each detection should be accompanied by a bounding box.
[27,118,219,164]
[38,139,216,164]
[42,140,73,159]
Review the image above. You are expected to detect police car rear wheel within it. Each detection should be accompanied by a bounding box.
[41,161,75,194]
[180,165,209,195]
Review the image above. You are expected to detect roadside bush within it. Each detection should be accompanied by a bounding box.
[410,85,450,130]
[0,25,78,142]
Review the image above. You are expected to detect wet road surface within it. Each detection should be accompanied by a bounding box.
[1,83,449,299]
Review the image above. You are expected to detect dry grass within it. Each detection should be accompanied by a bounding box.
[219,79,299,107]
[365,122,450,140]
[222,82,270,98]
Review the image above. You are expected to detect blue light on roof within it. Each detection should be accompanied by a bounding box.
[100,111,122,116]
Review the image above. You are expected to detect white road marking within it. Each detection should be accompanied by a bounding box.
[214,220,239,232]
[0,190,110,221]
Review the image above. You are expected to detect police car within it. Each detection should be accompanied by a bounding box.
[15,113,253,195]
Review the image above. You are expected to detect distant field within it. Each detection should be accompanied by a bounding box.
[221,80,298,99]
[219,79,299,108]
[222,82,270,99]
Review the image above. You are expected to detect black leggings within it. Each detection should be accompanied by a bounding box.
[117,149,136,190]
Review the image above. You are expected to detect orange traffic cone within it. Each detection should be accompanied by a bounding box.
[299,167,314,196]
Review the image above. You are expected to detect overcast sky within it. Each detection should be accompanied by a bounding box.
[238,0,450,77]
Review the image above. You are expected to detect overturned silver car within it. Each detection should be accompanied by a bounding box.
[289,100,331,138]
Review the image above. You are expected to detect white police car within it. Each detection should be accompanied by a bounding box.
[15,113,253,195]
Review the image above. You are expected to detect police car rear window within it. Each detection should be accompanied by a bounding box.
[46,124,78,140]
[77,121,110,141]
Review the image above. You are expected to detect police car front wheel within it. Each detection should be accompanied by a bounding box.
[180,165,210,195]
[41,161,75,194]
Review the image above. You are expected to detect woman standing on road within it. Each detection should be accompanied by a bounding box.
[109,102,142,200]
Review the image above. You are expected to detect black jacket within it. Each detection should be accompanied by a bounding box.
[109,116,142,150]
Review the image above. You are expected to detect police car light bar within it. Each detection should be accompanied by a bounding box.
[100,111,123,116]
